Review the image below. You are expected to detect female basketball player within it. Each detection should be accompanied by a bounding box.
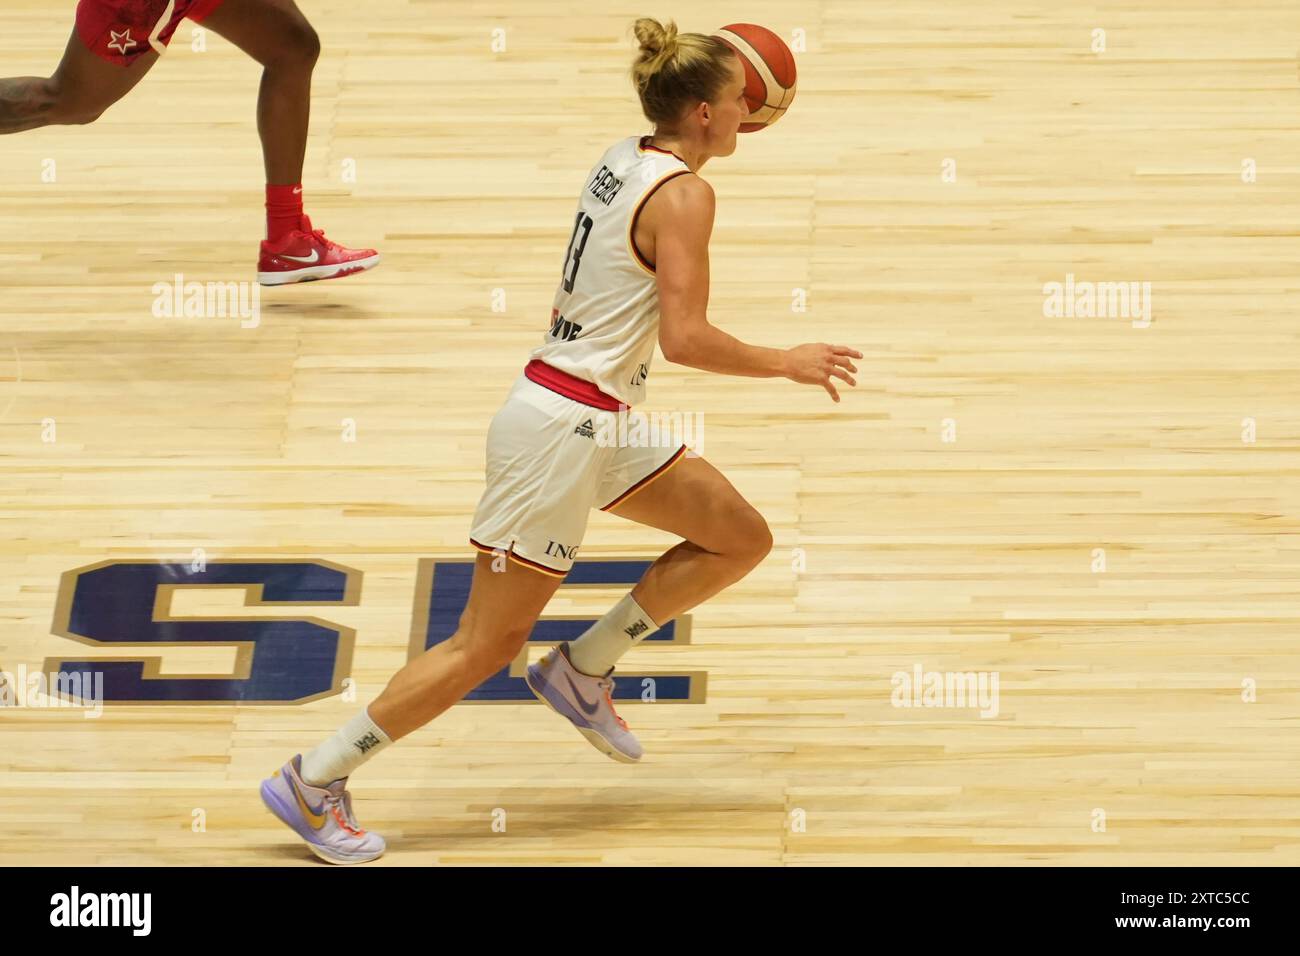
[260,18,860,863]
[0,0,377,284]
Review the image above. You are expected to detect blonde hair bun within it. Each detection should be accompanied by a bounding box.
[634,18,679,60]
[629,18,736,125]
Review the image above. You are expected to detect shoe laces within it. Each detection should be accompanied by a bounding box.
[308,226,338,251]
[297,215,337,251]
[323,783,365,836]
[597,676,629,731]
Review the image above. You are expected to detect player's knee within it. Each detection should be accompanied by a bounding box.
[29,78,89,126]
[47,89,104,126]
[65,107,105,126]
[478,627,530,674]
[282,18,321,67]
[453,614,529,674]
[734,507,773,568]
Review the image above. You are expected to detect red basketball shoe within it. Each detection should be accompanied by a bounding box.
[257,216,380,286]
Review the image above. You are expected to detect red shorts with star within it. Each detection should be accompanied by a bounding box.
[75,0,226,66]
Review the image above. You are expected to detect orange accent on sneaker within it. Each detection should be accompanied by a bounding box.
[330,803,364,837]
[605,688,629,731]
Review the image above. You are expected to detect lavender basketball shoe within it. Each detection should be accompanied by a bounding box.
[526,642,644,763]
[259,755,386,864]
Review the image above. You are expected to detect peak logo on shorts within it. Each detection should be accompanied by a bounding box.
[574,419,596,439]
[50,886,151,936]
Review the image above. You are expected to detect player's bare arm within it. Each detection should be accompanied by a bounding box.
[647,173,863,401]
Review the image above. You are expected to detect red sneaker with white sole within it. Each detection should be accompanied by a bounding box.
[258,215,380,286]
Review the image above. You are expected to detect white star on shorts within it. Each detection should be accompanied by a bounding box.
[108,29,137,55]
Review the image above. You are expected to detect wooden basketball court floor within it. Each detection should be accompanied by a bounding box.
[2,1,1299,866]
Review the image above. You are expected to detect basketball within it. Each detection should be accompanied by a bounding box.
[713,23,797,131]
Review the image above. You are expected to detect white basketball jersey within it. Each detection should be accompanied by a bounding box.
[529,136,692,406]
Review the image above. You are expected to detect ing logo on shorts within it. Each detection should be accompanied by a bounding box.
[544,540,579,561]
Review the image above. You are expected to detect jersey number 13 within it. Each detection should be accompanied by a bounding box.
[561,212,594,293]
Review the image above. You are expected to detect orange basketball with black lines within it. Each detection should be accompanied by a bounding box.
[713,23,797,132]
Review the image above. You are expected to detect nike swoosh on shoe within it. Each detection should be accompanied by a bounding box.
[287,775,329,829]
[564,673,602,715]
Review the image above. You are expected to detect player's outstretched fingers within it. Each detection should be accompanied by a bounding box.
[833,347,861,374]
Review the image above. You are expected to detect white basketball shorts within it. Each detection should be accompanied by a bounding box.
[468,366,687,577]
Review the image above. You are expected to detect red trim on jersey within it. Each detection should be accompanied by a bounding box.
[524,359,625,411]
[637,136,689,165]
[629,170,692,273]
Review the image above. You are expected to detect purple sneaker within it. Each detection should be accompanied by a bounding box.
[259,755,385,864]
[526,642,644,763]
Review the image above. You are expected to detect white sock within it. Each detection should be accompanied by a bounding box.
[567,592,661,676]
[300,707,392,787]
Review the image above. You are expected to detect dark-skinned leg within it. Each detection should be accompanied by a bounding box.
[197,0,319,183]
[200,0,378,283]
[0,29,159,134]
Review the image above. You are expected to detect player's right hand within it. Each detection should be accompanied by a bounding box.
[781,343,862,402]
